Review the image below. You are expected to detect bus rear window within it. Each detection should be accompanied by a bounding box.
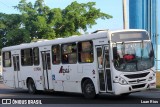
[3,51,11,67]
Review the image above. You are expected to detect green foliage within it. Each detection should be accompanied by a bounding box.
[0,13,26,48]
[55,1,112,37]
[6,28,31,46]
[0,0,112,48]
[157,85,160,89]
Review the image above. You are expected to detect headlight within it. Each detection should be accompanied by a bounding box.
[119,77,128,85]
[113,77,128,85]
[148,73,156,81]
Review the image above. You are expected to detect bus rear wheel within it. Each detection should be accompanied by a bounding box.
[82,79,96,99]
[28,79,37,94]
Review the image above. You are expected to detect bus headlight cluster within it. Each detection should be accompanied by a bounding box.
[148,73,156,81]
[113,77,128,85]
[119,77,128,85]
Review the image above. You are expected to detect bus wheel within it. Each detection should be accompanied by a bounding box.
[82,79,96,99]
[28,79,36,94]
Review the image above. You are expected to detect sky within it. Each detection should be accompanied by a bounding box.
[0,0,128,33]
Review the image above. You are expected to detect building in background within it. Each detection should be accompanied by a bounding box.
[129,0,160,71]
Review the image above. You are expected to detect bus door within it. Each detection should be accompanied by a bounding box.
[96,45,112,92]
[12,54,22,88]
[41,51,52,90]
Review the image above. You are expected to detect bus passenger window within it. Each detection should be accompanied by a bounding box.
[21,48,33,66]
[78,41,93,63]
[2,51,11,67]
[33,47,39,65]
[52,45,60,64]
[62,43,77,64]
[63,54,68,63]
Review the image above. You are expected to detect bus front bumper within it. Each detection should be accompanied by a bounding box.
[113,79,156,95]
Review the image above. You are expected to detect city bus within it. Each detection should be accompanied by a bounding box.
[1,29,156,98]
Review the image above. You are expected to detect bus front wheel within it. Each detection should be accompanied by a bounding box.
[28,79,37,94]
[82,79,96,99]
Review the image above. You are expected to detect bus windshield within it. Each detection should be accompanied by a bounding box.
[112,41,154,72]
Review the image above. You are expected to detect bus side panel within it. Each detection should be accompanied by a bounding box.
[63,81,82,93]
[20,66,44,90]
[62,64,82,93]
[52,64,64,91]
[52,64,81,92]
[3,67,15,88]
[78,63,99,94]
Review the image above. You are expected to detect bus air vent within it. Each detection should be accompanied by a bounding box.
[132,84,146,89]
[129,79,146,84]
[124,72,149,79]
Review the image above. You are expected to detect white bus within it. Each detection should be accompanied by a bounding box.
[2,29,156,98]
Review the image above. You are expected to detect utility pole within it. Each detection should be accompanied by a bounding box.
[155,0,158,71]
[122,0,128,29]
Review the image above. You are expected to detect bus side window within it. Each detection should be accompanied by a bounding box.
[62,43,77,64]
[33,47,39,65]
[21,48,33,66]
[52,45,60,64]
[78,41,93,63]
[2,51,11,67]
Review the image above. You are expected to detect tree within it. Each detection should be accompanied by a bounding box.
[0,13,31,48]
[14,0,112,38]
[55,1,112,37]
[14,0,56,40]
[0,0,112,48]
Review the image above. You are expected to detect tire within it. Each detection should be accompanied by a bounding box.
[28,79,37,94]
[82,79,96,99]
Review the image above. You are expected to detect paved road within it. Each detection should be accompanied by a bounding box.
[0,83,160,106]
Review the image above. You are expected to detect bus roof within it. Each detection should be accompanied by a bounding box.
[2,29,148,52]
[110,29,147,34]
[2,31,109,51]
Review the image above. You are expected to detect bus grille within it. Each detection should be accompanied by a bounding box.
[129,79,146,84]
[132,84,146,89]
[124,72,149,79]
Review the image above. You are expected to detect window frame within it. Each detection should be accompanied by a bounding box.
[21,48,33,66]
[78,40,94,63]
[2,51,12,67]
[61,42,77,64]
[52,45,61,65]
[33,47,40,66]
